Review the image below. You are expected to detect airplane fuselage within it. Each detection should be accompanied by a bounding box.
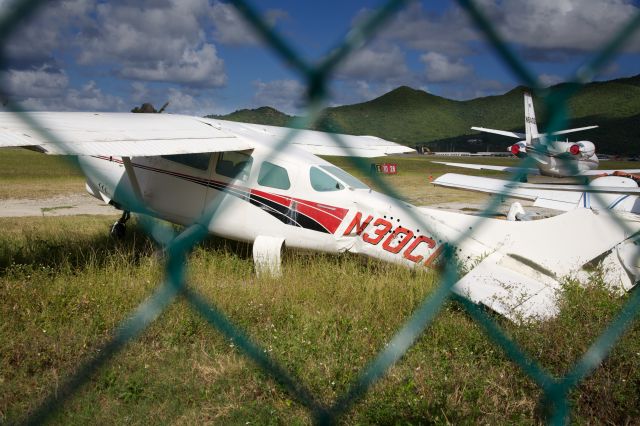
[79,143,460,269]
[77,137,640,322]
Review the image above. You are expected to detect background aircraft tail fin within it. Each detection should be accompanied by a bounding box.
[524,91,539,144]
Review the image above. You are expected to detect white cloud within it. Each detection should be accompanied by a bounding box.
[18,80,126,111]
[363,3,478,55]
[210,1,254,46]
[75,0,227,88]
[164,87,220,116]
[252,79,305,114]
[119,44,226,87]
[336,44,411,83]
[130,82,150,104]
[421,52,472,83]
[210,2,288,46]
[477,0,640,53]
[2,66,68,98]
[3,0,92,66]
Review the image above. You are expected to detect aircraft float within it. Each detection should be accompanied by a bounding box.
[1,111,639,322]
[431,92,640,178]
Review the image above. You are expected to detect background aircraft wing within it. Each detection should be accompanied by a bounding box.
[434,173,640,211]
[578,168,640,176]
[430,160,541,175]
[202,118,415,158]
[0,112,254,156]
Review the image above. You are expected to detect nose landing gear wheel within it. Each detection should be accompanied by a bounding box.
[110,211,130,239]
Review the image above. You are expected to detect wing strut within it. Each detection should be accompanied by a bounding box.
[122,157,144,204]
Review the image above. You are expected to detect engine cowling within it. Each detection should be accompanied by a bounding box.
[568,141,595,158]
[509,142,527,156]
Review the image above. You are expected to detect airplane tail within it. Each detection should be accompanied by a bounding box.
[419,207,640,322]
[523,91,539,145]
[471,92,597,145]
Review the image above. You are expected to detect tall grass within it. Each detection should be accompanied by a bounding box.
[2,217,640,424]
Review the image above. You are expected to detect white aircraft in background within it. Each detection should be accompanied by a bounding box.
[434,172,640,215]
[432,92,640,178]
[2,112,640,322]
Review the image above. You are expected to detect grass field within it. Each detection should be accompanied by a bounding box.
[2,149,640,424]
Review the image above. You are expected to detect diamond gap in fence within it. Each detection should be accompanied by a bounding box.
[339,315,546,423]
[50,297,318,424]
[185,246,440,404]
[228,0,410,84]
[0,217,162,420]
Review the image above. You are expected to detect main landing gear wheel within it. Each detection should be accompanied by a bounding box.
[110,210,130,239]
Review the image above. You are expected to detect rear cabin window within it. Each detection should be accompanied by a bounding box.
[215,151,253,181]
[310,166,344,191]
[161,153,211,171]
[258,162,290,190]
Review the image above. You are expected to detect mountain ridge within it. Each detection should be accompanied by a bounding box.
[208,75,640,154]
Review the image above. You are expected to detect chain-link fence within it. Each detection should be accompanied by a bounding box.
[2,0,640,424]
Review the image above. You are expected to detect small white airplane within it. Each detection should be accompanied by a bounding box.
[432,92,640,178]
[2,111,640,322]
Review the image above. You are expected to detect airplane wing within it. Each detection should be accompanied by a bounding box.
[430,160,541,175]
[0,112,414,158]
[471,126,524,139]
[433,173,640,211]
[201,118,415,158]
[0,112,254,156]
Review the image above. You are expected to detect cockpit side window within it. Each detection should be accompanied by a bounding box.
[258,162,290,190]
[215,151,253,181]
[161,153,211,171]
[310,166,344,191]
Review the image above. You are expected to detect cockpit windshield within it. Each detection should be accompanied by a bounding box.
[311,165,369,191]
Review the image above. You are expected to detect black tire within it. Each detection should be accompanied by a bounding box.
[110,221,126,239]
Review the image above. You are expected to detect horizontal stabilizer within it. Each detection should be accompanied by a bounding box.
[543,125,599,137]
[453,252,560,322]
[471,126,524,139]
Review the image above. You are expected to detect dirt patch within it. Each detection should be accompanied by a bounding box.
[0,193,118,217]
[0,191,562,219]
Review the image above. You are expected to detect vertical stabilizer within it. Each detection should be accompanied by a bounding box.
[524,92,539,145]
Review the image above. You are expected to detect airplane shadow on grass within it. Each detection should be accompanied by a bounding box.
[0,220,256,275]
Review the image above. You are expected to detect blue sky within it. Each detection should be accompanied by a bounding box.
[2,0,640,115]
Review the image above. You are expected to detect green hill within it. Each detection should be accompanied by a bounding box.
[206,106,293,127]
[211,75,640,155]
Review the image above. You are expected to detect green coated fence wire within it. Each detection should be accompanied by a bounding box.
[1,0,639,424]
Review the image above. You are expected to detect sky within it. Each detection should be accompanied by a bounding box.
[1,0,640,116]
